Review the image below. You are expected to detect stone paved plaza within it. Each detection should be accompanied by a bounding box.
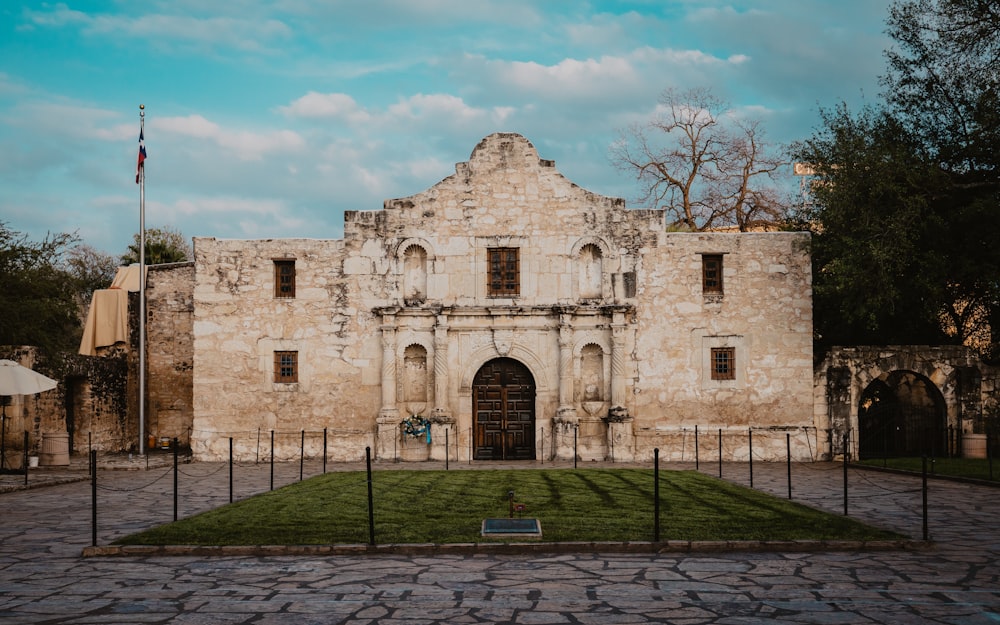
[1,457,999,623]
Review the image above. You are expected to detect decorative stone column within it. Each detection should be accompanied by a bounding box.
[553,311,579,460]
[556,312,577,421]
[430,313,454,461]
[432,314,450,420]
[609,309,629,420]
[375,309,400,460]
[603,308,633,461]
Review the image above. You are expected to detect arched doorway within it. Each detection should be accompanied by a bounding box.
[858,370,946,458]
[473,358,535,460]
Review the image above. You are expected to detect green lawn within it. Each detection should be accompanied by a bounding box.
[858,457,998,481]
[115,468,902,546]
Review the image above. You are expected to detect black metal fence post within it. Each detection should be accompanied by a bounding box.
[922,456,929,541]
[90,450,97,547]
[748,428,753,489]
[786,432,792,500]
[23,431,29,486]
[843,432,849,516]
[695,425,700,470]
[229,437,234,503]
[718,428,722,478]
[299,429,305,481]
[988,426,994,481]
[270,430,275,491]
[574,425,578,469]
[366,446,375,546]
[323,428,328,474]
[654,448,660,542]
[445,427,450,471]
[173,437,179,521]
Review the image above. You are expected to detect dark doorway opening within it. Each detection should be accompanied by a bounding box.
[858,370,946,459]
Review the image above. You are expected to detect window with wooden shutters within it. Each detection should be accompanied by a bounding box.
[274,260,296,298]
[488,248,519,297]
[702,254,723,295]
[274,351,298,383]
[710,347,735,381]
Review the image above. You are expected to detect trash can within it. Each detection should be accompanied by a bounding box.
[39,431,70,466]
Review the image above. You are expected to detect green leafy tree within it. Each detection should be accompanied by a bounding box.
[65,243,120,305]
[0,222,82,356]
[795,0,1000,358]
[121,226,192,265]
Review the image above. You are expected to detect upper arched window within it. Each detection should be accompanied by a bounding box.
[578,243,602,300]
[402,245,427,304]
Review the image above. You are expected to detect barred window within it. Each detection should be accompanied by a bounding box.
[274,260,296,298]
[488,248,519,297]
[711,347,735,381]
[274,351,298,383]
[702,254,723,294]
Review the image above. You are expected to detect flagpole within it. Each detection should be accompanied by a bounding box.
[138,104,146,456]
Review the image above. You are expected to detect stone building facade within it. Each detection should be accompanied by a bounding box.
[188,133,815,462]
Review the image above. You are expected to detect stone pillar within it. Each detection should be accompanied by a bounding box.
[432,314,450,420]
[552,312,579,461]
[376,310,400,460]
[556,313,577,420]
[605,418,635,462]
[609,310,629,420]
[430,313,454,461]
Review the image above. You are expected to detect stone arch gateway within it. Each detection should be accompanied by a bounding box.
[817,346,984,459]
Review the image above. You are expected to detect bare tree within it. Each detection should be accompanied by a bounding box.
[611,87,789,231]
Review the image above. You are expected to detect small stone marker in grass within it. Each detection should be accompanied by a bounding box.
[481,517,542,538]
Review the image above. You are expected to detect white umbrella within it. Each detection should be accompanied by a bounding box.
[1,360,57,470]
[0,360,58,396]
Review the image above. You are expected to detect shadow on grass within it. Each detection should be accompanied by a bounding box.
[115,468,904,546]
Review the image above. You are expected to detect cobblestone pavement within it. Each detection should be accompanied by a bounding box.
[2,456,999,623]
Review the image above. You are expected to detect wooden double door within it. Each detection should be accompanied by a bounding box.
[473,358,536,460]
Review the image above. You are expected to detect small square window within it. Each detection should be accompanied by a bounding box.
[274,260,296,298]
[274,351,298,383]
[711,347,735,381]
[702,254,723,294]
[488,248,519,297]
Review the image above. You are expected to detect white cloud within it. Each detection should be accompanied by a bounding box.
[279,92,371,123]
[156,115,305,161]
[387,94,482,123]
[23,4,292,53]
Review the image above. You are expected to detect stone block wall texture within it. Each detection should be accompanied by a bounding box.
[145,263,194,447]
[190,133,816,462]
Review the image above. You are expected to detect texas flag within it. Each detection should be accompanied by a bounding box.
[135,128,147,184]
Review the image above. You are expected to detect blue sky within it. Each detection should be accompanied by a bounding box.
[1,1,893,257]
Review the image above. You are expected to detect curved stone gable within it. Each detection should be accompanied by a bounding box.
[382,132,628,222]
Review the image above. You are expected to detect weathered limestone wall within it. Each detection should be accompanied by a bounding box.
[192,238,377,461]
[631,232,816,461]
[146,263,194,447]
[190,134,817,463]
